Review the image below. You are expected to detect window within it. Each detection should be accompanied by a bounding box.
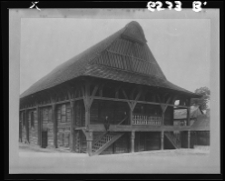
[57,104,71,123]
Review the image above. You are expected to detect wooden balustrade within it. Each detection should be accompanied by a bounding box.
[131,114,162,126]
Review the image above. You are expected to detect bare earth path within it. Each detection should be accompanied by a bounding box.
[10,143,217,174]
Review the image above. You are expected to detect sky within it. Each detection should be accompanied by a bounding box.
[20,17,210,94]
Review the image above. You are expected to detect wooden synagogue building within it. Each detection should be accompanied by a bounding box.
[19,21,201,156]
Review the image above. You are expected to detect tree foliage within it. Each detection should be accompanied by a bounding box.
[191,86,210,111]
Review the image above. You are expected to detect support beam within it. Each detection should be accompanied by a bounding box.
[161,131,164,150]
[37,107,42,146]
[131,131,135,153]
[86,131,93,156]
[186,98,191,126]
[83,82,92,129]
[160,105,168,126]
[187,107,190,126]
[187,131,191,148]
[52,104,57,148]
[70,101,75,152]
[25,110,29,143]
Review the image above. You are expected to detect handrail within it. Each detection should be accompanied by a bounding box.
[117,116,128,126]
[93,131,109,146]
[93,116,128,146]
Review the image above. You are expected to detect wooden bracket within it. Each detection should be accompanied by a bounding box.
[91,84,99,97]
[166,95,172,105]
[135,89,142,102]
[161,104,168,113]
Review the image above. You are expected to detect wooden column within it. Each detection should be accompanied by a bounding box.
[37,107,42,146]
[25,110,29,143]
[129,105,134,125]
[52,104,57,148]
[161,131,164,150]
[86,131,93,156]
[187,131,191,148]
[160,105,168,126]
[85,104,91,128]
[131,131,135,153]
[83,82,91,129]
[186,98,191,126]
[187,107,191,126]
[70,101,75,152]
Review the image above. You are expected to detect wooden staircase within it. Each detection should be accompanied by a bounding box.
[89,116,128,156]
[164,132,181,149]
[91,132,124,156]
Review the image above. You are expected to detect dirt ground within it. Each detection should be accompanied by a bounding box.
[10,143,218,174]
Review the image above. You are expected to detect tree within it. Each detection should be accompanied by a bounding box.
[191,87,210,111]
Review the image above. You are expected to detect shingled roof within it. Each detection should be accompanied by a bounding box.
[20,21,199,99]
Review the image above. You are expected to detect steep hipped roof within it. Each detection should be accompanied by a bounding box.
[174,106,204,120]
[20,21,198,99]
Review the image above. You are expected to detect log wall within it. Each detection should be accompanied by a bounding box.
[28,110,38,145]
[164,106,173,125]
[57,103,71,149]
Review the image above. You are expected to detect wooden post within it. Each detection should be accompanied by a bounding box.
[52,104,57,148]
[162,112,165,126]
[70,101,75,152]
[186,98,191,126]
[187,107,190,126]
[129,103,133,125]
[160,105,167,126]
[83,82,91,129]
[131,131,135,153]
[161,131,164,150]
[25,110,29,143]
[85,104,91,129]
[86,131,93,156]
[37,107,42,147]
[188,131,191,148]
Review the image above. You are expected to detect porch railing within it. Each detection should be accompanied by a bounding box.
[131,114,162,126]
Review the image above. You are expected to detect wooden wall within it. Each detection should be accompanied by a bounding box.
[135,132,161,152]
[28,110,38,145]
[90,100,129,125]
[57,103,71,149]
[75,100,85,127]
[164,106,174,126]
[134,104,162,117]
[21,112,26,143]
